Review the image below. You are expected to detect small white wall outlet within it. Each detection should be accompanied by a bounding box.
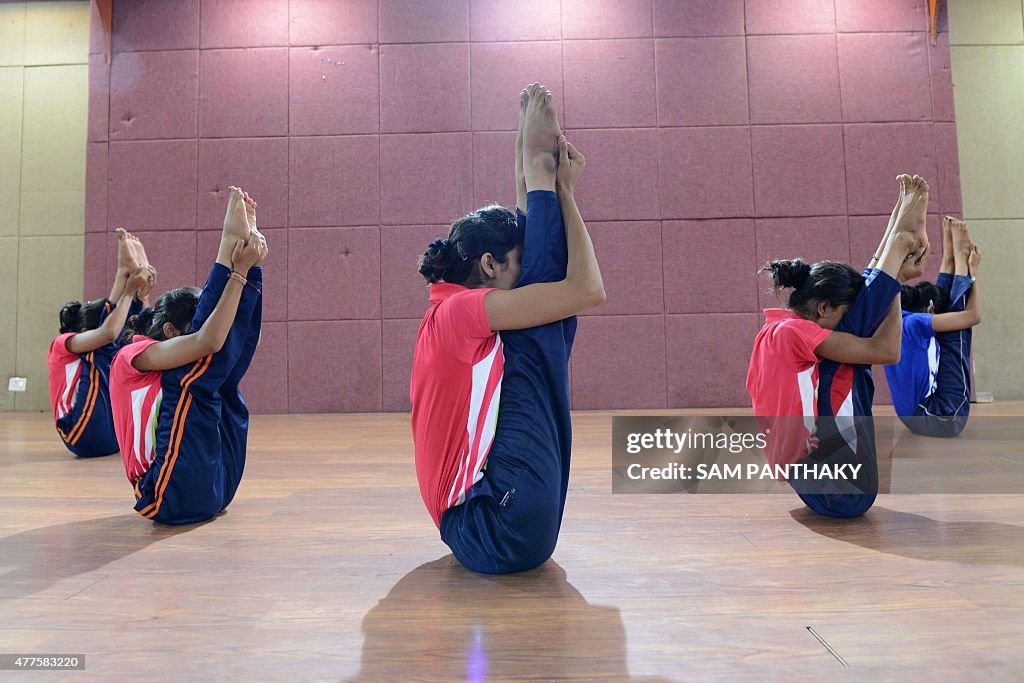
[8,377,27,392]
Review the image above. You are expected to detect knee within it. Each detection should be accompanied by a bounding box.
[815,493,877,518]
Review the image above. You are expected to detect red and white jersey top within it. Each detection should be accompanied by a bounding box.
[110,337,163,483]
[47,333,83,420]
[410,283,504,528]
[746,309,833,468]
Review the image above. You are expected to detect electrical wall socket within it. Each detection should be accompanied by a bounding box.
[8,377,27,392]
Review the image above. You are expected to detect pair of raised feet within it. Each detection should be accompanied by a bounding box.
[115,227,156,301]
[943,215,981,278]
[221,186,268,271]
[885,174,930,282]
[515,82,583,199]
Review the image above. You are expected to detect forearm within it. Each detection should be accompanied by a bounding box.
[558,188,604,301]
[870,296,903,361]
[515,150,527,215]
[962,276,981,326]
[108,269,128,302]
[194,278,246,354]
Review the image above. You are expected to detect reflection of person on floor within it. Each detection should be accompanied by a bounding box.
[48,229,155,457]
[352,557,632,681]
[886,216,981,437]
[410,84,605,573]
[747,175,930,518]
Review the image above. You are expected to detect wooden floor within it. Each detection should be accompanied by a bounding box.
[2,404,1024,681]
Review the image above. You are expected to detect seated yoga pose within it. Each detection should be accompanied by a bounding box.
[409,84,605,573]
[885,216,981,437]
[746,175,930,517]
[47,230,155,457]
[109,188,267,524]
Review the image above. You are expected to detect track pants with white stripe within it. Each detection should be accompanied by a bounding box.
[441,191,576,574]
[901,273,974,437]
[790,268,900,518]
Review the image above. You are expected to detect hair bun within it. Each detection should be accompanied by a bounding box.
[418,238,453,284]
[59,301,83,333]
[767,259,812,290]
[127,307,155,334]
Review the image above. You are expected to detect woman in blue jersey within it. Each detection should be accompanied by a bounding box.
[410,84,605,574]
[885,216,981,437]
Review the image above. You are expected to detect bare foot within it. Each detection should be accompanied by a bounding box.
[940,215,956,274]
[116,228,141,272]
[515,88,528,212]
[131,233,151,270]
[893,175,929,246]
[949,216,970,276]
[223,186,250,242]
[522,83,560,191]
[898,241,928,282]
[242,191,258,234]
[217,187,251,268]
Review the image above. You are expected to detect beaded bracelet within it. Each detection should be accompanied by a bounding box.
[229,270,263,295]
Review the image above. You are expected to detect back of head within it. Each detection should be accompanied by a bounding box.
[900,281,949,313]
[59,298,110,334]
[121,287,201,344]
[418,205,522,286]
[765,258,864,317]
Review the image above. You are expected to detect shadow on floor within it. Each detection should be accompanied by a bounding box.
[351,555,668,681]
[0,514,208,600]
[790,505,1024,567]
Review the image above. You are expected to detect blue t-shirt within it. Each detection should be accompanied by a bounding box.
[885,312,938,417]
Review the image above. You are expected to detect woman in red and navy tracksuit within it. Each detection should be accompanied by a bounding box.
[747,175,931,518]
[110,188,266,525]
[410,84,605,573]
[47,236,154,458]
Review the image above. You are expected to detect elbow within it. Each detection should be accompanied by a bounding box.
[881,343,901,365]
[195,331,223,357]
[970,312,982,327]
[587,284,607,309]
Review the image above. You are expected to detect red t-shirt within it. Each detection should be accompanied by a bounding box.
[47,333,83,421]
[746,309,833,468]
[410,283,504,528]
[110,337,163,483]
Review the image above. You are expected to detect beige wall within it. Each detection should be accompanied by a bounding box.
[0,1,89,412]
[949,0,1024,400]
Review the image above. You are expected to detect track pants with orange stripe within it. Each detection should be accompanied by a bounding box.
[56,345,119,457]
[56,300,142,457]
[134,264,263,525]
